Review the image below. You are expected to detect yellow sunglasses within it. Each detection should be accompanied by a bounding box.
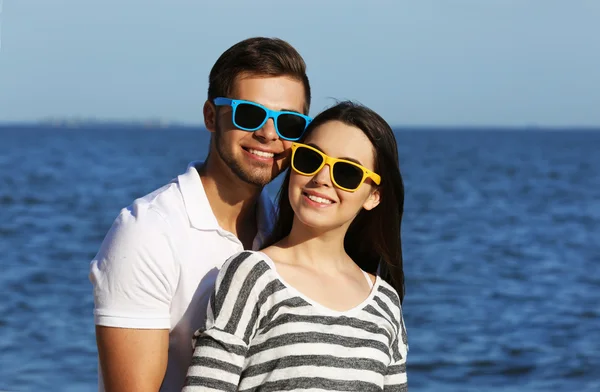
[290,143,381,192]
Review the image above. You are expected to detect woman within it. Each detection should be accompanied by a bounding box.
[183,101,408,391]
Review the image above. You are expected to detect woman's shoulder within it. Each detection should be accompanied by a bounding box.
[374,278,403,313]
[219,250,275,279]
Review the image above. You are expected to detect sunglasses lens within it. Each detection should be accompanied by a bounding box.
[293,147,323,174]
[234,103,267,130]
[276,114,308,140]
[333,162,364,190]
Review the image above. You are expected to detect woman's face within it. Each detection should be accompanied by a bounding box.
[288,120,381,233]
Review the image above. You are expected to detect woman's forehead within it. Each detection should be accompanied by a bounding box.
[306,121,375,164]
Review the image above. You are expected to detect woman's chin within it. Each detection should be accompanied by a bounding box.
[292,210,343,234]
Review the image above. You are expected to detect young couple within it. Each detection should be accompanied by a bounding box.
[90,37,408,392]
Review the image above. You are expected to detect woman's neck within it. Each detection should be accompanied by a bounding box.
[278,219,353,272]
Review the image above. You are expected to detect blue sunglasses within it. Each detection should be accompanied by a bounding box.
[213,97,312,141]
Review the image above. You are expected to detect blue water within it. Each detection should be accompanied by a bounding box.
[1,125,599,391]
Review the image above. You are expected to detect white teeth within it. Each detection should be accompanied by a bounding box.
[248,149,274,158]
[307,194,333,204]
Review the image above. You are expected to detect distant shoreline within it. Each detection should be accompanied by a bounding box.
[0,121,599,132]
[0,121,200,130]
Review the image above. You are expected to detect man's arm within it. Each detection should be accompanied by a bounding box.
[96,327,169,392]
[90,205,178,391]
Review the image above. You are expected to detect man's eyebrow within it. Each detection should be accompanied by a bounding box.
[281,108,302,114]
[236,99,301,114]
[306,143,363,165]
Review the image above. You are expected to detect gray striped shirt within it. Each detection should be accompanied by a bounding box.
[183,251,408,392]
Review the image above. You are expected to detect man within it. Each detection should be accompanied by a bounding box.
[89,37,311,392]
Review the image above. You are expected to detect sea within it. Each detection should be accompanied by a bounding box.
[0,124,599,391]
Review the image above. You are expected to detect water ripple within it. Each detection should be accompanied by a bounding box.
[1,127,599,391]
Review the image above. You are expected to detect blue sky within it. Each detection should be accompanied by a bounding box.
[0,0,599,127]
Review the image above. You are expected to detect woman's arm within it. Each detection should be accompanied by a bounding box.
[384,294,409,391]
[383,348,408,391]
[182,251,268,391]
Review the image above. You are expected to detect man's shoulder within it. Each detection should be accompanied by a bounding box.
[107,179,185,235]
[114,163,202,233]
[130,180,186,220]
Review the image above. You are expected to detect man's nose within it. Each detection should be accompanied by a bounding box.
[253,118,278,142]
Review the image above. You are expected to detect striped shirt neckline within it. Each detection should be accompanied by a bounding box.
[255,251,382,317]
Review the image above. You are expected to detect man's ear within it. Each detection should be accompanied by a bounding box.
[363,187,381,211]
[203,100,217,133]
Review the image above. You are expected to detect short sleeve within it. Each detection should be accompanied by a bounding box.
[183,252,269,391]
[89,204,178,329]
[384,306,409,391]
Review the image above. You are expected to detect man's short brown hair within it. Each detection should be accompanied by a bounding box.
[208,37,311,114]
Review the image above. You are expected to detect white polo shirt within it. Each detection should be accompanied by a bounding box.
[89,161,275,392]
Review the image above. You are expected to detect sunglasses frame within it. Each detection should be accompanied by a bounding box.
[213,97,312,141]
[291,143,381,192]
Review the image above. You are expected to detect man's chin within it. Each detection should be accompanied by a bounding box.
[234,168,278,187]
[215,146,282,187]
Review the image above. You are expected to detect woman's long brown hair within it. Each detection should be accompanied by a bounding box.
[264,101,406,303]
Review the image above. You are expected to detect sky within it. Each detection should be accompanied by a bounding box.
[0,0,599,127]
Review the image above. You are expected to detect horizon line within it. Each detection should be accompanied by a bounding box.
[0,119,599,130]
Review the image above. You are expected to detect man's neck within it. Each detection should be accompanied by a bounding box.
[197,158,263,249]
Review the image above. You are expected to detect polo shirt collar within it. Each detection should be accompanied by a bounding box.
[178,162,276,245]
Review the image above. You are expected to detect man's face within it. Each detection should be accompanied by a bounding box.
[205,74,307,187]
